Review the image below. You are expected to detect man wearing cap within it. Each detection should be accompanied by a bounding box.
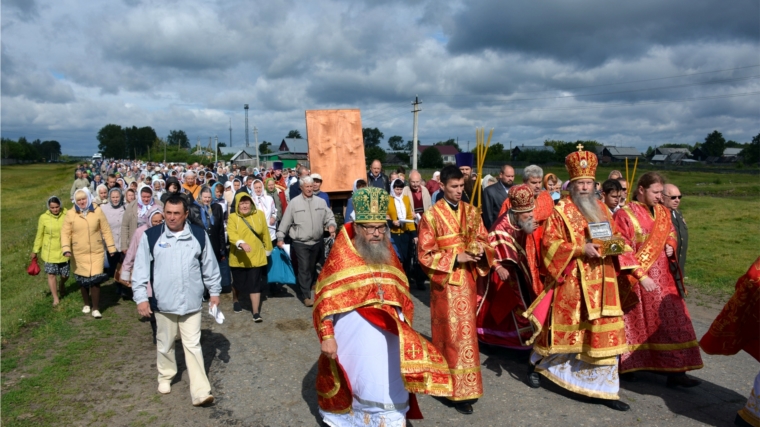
[313,187,452,426]
[477,184,540,352]
[417,165,494,415]
[277,175,336,307]
[311,173,331,208]
[525,145,630,411]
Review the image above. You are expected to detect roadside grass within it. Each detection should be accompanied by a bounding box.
[1,164,75,337]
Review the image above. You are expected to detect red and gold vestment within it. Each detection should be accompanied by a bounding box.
[615,202,703,373]
[418,199,495,401]
[313,223,452,415]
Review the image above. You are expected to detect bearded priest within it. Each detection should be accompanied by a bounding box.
[477,184,540,351]
[418,165,495,415]
[525,145,631,411]
[313,187,453,427]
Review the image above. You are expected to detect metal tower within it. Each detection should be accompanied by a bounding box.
[244,104,250,147]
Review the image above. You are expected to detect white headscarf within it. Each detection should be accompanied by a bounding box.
[390,179,406,221]
[251,179,277,240]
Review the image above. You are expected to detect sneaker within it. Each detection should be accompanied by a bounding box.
[92,310,102,319]
[158,383,171,394]
[233,301,242,313]
[192,394,214,407]
[253,313,263,323]
[82,305,91,314]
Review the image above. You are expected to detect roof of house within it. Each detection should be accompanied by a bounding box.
[230,150,253,161]
[219,146,244,155]
[605,146,641,157]
[513,145,555,152]
[280,138,309,154]
[656,147,691,155]
[651,154,668,162]
[418,145,460,155]
[723,147,743,156]
[667,152,688,162]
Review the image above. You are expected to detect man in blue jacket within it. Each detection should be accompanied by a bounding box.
[132,194,221,407]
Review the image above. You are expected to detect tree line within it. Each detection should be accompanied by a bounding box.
[1,137,62,161]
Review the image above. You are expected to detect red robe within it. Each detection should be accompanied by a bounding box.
[700,256,760,362]
[418,199,495,401]
[313,223,453,415]
[477,213,535,349]
[615,202,703,373]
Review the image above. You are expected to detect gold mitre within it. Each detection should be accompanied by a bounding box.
[352,187,388,223]
[565,144,598,182]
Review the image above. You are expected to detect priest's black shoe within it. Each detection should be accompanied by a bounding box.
[526,364,540,388]
[666,373,701,388]
[620,372,638,382]
[592,398,630,411]
[454,403,473,415]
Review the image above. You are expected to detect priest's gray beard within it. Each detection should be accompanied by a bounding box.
[571,186,606,223]
[354,230,392,265]
[509,211,536,234]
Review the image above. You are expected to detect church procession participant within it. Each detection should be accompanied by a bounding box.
[481,164,515,230]
[313,187,452,427]
[614,172,703,386]
[418,165,495,415]
[477,184,540,350]
[525,145,631,411]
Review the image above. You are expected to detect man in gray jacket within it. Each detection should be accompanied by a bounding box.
[277,175,336,307]
[132,194,221,407]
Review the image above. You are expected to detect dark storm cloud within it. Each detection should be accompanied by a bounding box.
[446,0,760,67]
[1,47,75,103]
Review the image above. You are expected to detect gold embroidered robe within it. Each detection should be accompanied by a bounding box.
[418,199,495,401]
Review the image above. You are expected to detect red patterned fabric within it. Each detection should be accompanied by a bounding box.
[418,199,495,401]
[700,256,760,363]
[615,202,703,373]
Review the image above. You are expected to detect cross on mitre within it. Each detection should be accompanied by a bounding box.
[576,144,584,152]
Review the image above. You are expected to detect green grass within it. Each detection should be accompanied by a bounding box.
[1,163,75,337]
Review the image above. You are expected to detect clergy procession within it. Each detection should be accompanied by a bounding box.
[39,145,759,427]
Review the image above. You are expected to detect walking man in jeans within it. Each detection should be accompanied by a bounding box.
[132,194,221,406]
[277,175,336,307]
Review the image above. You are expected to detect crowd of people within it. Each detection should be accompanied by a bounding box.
[30,151,759,426]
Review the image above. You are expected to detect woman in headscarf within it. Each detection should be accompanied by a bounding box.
[232,178,242,192]
[120,185,163,252]
[223,181,235,209]
[32,196,70,307]
[387,179,417,271]
[344,179,367,224]
[121,210,165,344]
[152,178,165,201]
[481,174,496,188]
[251,180,278,246]
[101,187,128,297]
[228,192,272,321]
[93,184,109,205]
[125,188,136,204]
[116,177,127,190]
[61,188,118,318]
[189,186,226,261]
[211,182,228,216]
[264,178,283,223]
[426,170,441,195]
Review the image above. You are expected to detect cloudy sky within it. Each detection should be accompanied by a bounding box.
[2,0,758,155]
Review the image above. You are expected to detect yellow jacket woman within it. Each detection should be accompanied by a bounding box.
[387,179,417,265]
[228,192,272,268]
[34,197,69,264]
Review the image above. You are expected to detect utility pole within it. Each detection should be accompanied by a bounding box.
[411,96,421,170]
[215,135,218,164]
[254,126,259,168]
[244,104,250,148]
[229,118,233,147]
[163,137,166,163]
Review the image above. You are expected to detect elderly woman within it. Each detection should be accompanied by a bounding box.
[251,180,278,245]
[61,189,118,318]
[387,179,417,268]
[102,187,128,296]
[228,192,272,321]
[32,196,70,306]
[121,185,163,252]
[93,184,109,205]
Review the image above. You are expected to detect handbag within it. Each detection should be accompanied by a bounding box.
[115,262,131,287]
[27,258,41,276]
[267,247,296,285]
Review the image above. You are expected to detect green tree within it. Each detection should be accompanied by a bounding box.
[388,135,406,151]
[702,130,726,157]
[420,146,444,169]
[286,130,302,139]
[362,127,384,148]
[740,133,760,165]
[364,145,387,166]
[260,141,273,155]
[645,146,655,158]
[97,124,126,159]
[167,130,190,148]
[434,138,460,152]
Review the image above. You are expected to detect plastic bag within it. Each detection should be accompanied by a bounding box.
[27,259,41,276]
[266,247,296,285]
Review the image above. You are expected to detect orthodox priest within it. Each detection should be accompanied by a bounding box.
[700,257,760,427]
[418,165,495,415]
[270,161,289,209]
[477,184,539,350]
[525,145,631,411]
[313,187,453,427]
[614,172,703,386]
